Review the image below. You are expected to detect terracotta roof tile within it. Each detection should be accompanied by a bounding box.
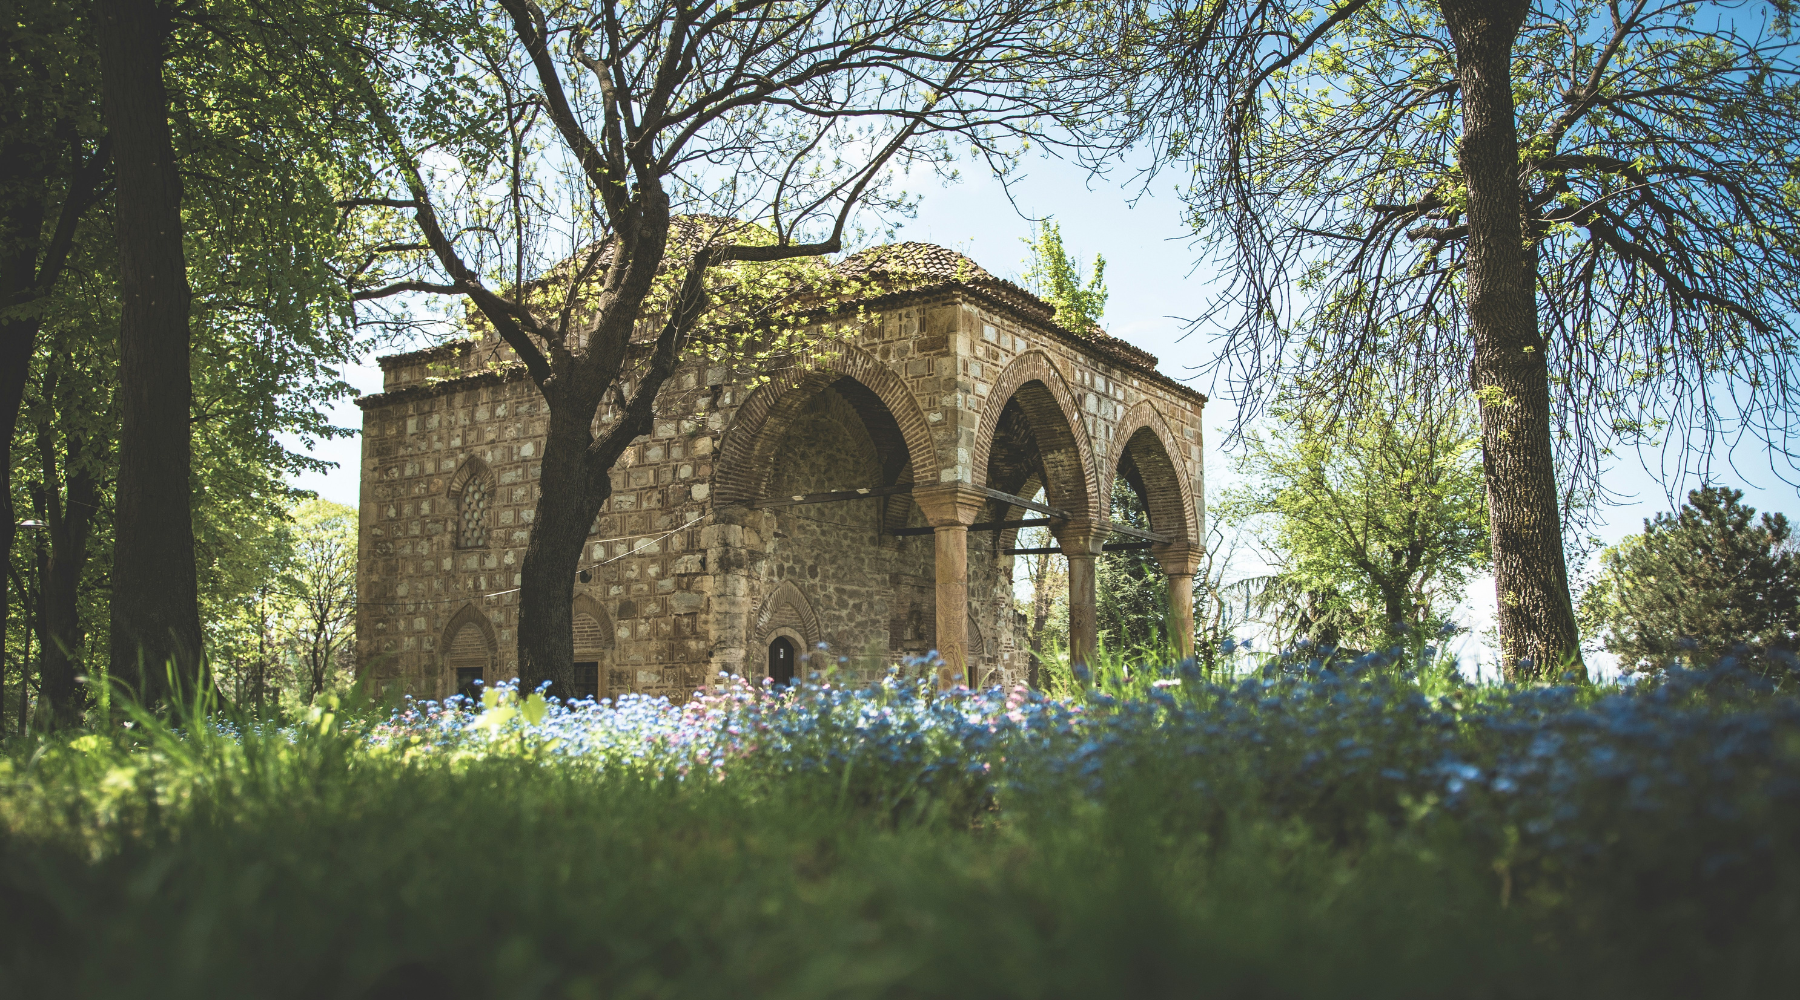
[835,242,997,283]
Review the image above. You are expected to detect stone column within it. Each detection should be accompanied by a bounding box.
[1155,543,1204,661]
[703,511,761,685]
[1054,520,1105,671]
[913,485,987,690]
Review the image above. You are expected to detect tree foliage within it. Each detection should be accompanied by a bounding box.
[342,0,1082,694]
[1220,385,1488,650]
[1096,477,1169,652]
[1582,485,1799,677]
[1107,0,1800,491]
[1021,219,1108,335]
[207,498,358,710]
[1085,0,1800,679]
[282,500,358,702]
[6,0,389,724]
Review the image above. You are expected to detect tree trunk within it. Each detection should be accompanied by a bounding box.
[1028,550,1053,688]
[0,139,50,720]
[36,429,99,728]
[1441,0,1585,683]
[1379,582,1409,648]
[510,196,681,700]
[513,382,614,698]
[98,0,206,704]
[0,329,37,718]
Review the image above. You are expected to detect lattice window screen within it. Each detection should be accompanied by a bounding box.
[459,478,490,548]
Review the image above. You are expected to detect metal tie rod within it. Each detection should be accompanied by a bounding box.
[1004,541,1157,555]
[886,517,1057,537]
[980,486,1173,544]
[746,483,913,508]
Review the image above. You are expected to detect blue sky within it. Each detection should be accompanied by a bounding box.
[287,147,1796,675]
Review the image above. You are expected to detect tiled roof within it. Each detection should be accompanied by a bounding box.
[372,235,1191,402]
[834,242,1059,324]
[835,242,997,283]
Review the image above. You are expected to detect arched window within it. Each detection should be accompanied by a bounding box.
[768,636,796,686]
[459,477,490,548]
[448,457,495,550]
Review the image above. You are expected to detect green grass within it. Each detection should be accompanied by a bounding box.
[1,659,1796,998]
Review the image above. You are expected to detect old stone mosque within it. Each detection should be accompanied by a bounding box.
[353,242,1207,701]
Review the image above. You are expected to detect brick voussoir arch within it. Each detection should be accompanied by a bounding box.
[571,593,617,650]
[971,350,1097,517]
[440,602,499,665]
[1104,401,1199,545]
[715,341,939,504]
[448,454,494,494]
[753,580,822,648]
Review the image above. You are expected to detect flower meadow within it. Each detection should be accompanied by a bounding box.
[2,651,1797,998]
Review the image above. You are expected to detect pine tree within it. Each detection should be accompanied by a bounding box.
[1582,486,1799,676]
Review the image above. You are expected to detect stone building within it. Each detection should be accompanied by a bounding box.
[354,243,1206,701]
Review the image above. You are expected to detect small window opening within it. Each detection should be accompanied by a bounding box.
[571,661,600,703]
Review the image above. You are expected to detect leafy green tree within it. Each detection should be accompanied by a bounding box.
[1220,386,1488,651]
[204,499,356,709]
[343,0,1081,696]
[201,508,295,712]
[0,0,109,688]
[1097,477,1169,652]
[1581,486,1799,676]
[7,0,383,721]
[280,499,357,703]
[1091,0,1800,680]
[1022,220,1108,335]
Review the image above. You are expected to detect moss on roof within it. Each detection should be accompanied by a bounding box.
[835,242,998,283]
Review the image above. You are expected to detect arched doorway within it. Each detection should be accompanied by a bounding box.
[718,350,939,682]
[435,600,493,701]
[569,595,616,702]
[768,636,796,686]
[443,614,495,704]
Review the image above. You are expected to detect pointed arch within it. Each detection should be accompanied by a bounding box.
[1104,402,1199,546]
[440,603,498,698]
[753,580,822,648]
[571,593,616,653]
[971,350,1097,518]
[753,581,822,682]
[448,454,495,495]
[715,341,939,505]
[441,603,498,659]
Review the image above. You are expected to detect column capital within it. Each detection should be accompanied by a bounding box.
[912,483,989,528]
[1051,517,1106,556]
[1153,542,1205,577]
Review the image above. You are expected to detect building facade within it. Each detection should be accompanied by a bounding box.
[354,244,1206,701]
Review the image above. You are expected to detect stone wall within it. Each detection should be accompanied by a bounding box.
[355,269,1206,702]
